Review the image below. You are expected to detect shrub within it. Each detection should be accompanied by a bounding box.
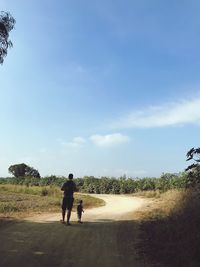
[41,188,48,196]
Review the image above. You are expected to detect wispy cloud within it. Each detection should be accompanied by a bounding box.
[61,137,86,148]
[90,133,130,147]
[111,97,200,129]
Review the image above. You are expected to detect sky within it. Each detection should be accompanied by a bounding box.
[1,0,200,178]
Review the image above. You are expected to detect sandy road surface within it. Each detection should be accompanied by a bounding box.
[26,194,150,223]
[0,195,152,267]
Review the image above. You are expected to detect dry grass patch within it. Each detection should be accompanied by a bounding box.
[138,188,200,266]
[0,185,105,219]
[133,190,162,199]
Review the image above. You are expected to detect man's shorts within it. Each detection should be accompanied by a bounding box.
[62,197,74,211]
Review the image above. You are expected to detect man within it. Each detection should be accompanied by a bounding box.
[61,173,76,225]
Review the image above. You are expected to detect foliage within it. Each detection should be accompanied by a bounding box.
[185,147,200,186]
[8,163,40,178]
[0,11,15,64]
[186,147,200,169]
[0,172,190,194]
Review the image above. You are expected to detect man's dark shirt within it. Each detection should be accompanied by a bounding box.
[61,180,76,198]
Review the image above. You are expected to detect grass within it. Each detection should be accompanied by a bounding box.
[0,184,62,197]
[0,184,105,219]
[133,189,163,199]
[138,188,200,266]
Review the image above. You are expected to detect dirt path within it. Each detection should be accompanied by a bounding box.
[0,195,152,267]
[26,194,150,223]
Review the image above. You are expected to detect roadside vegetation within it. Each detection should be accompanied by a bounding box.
[136,148,200,266]
[137,187,200,266]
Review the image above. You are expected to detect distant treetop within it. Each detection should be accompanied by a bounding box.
[8,163,40,178]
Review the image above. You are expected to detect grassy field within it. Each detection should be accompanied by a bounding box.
[0,184,105,219]
[137,188,200,266]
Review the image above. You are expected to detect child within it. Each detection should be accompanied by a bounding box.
[77,200,84,223]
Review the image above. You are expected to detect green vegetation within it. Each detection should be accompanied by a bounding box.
[0,171,192,194]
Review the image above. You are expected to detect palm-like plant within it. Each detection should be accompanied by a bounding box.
[185,147,200,171]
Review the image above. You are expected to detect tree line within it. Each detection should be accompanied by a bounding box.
[1,147,200,193]
[0,172,197,194]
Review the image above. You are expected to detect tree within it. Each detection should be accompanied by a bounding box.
[26,166,40,178]
[185,147,200,171]
[0,11,15,64]
[185,147,200,186]
[8,163,40,178]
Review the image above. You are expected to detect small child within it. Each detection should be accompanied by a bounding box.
[77,200,84,223]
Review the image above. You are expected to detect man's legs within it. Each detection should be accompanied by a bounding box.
[61,197,67,223]
[67,208,72,225]
[62,209,66,222]
[61,197,73,225]
[66,198,74,225]
[61,209,70,225]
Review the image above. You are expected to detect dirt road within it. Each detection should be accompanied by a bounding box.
[26,194,150,222]
[0,195,151,267]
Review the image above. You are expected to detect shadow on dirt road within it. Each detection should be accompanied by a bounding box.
[0,219,146,267]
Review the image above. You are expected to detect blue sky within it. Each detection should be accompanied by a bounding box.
[1,0,200,177]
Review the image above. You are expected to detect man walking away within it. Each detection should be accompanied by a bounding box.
[61,173,76,225]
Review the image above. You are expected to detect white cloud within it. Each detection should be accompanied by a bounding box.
[90,133,130,147]
[111,97,200,129]
[62,136,86,148]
